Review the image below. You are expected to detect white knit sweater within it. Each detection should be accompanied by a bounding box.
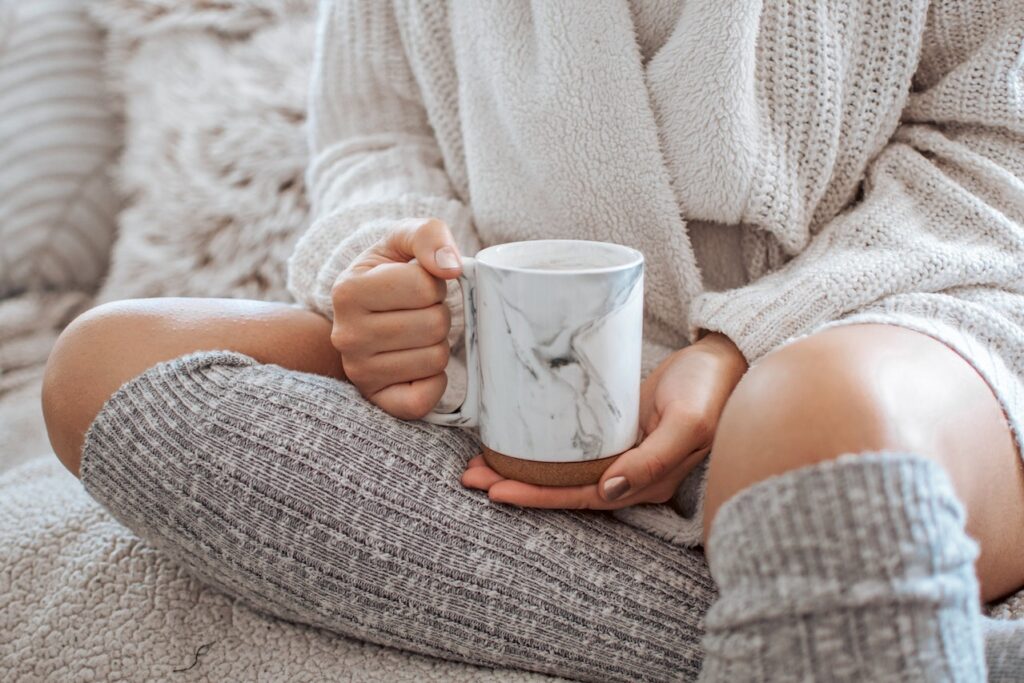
[288,1,1024,517]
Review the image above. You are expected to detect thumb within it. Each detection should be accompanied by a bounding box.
[383,217,464,280]
[598,410,697,502]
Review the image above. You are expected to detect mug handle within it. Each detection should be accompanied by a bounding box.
[422,257,480,427]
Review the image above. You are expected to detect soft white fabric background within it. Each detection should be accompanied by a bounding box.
[0,0,120,296]
[91,0,309,304]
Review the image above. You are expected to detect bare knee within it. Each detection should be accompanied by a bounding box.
[43,300,165,477]
[702,324,952,542]
[43,297,342,477]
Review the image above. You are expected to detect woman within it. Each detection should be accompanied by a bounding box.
[42,0,1024,680]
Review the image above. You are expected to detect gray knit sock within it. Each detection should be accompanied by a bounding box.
[699,452,985,683]
[984,616,1024,682]
[80,351,715,682]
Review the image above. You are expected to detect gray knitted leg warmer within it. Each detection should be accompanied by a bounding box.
[80,351,715,683]
[698,452,985,682]
[984,616,1024,682]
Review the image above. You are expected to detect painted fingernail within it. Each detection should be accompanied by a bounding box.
[435,246,460,270]
[603,476,630,502]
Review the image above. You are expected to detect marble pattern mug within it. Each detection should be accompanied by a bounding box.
[424,240,644,486]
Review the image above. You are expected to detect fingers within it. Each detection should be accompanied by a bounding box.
[329,217,463,422]
[370,304,450,350]
[597,401,712,502]
[345,341,450,396]
[331,255,455,416]
[458,454,608,507]
[486,480,608,509]
[381,217,463,280]
[336,262,447,314]
[465,454,487,468]
[370,373,448,420]
[458,449,704,509]
[333,303,449,362]
[460,458,507,491]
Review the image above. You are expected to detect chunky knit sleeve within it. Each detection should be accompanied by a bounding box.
[689,2,1024,371]
[286,0,478,319]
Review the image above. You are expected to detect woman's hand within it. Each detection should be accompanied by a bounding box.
[331,218,463,419]
[461,332,749,509]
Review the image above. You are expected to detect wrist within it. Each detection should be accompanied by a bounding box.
[694,330,748,376]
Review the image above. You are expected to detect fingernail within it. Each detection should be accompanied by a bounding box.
[603,476,630,502]
[435,246,460,270]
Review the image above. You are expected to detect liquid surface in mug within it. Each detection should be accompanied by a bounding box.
[507,254,622,270]
[482,240,640,272]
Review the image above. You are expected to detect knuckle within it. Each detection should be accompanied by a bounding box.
[642,453,671,485]
[371,393,404,417]
[662,400,697,424]
[664,402,714,444]
[414,278,436,304]
[688,415,715,444]
[391,217,418,232]
[403,389,436,420]
[647,481,678,505]
[428,342,450,370]
[650,490,674,504]
[342,358,369,384]
[415,216,444,235]
[330,274,354,303]
[429,308,451,342]
[330,324,359,353]
[435,277,449,301]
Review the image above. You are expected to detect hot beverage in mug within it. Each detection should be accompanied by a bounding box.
[424,239,644,486]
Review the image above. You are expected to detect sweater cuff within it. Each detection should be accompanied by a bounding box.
[286,195,476,319]
[686,272,833,364]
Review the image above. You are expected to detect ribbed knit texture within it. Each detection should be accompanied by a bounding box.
[288,0,1024,465]
[983,616,1024,682]
[699,453,986,682]
[0,0,119,296]
[80,351,716,683]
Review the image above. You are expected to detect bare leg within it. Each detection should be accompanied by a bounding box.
[698,323,1024,681]
[43,297,343,476]
[704,323,1024,601]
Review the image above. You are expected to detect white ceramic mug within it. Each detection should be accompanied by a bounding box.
[423,239,644,486]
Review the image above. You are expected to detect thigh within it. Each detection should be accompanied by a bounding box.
[80,351,714,682]
[705,323,1024,601]
[43,297,342,473]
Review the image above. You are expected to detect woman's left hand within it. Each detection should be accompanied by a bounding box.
[460,332,749,509]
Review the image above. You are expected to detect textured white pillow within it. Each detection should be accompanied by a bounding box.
[0,0,120,296]
[89,0,313,304]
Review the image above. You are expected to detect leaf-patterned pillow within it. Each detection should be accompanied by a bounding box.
[0,0,119,296]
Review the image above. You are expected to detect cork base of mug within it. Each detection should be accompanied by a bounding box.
[482,447,620,487]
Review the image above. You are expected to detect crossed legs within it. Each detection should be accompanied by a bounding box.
[41,298,1024,679]
[44,300,1024,599]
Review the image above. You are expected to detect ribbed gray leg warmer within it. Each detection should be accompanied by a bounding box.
[80,351,715,682]
[984,616,1024,682]
[699,452,986,682]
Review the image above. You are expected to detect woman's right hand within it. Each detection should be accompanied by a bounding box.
[330,218,463,419]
